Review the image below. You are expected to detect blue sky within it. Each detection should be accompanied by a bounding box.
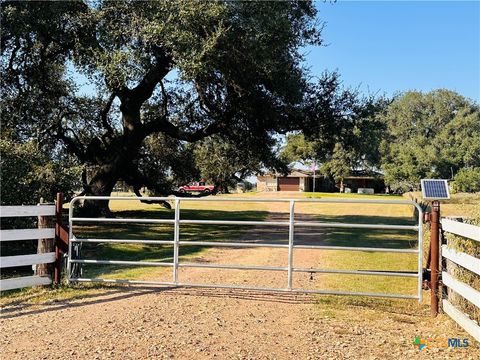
[305,1,480,101]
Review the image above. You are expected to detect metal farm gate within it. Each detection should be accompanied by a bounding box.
[67,196,424,301]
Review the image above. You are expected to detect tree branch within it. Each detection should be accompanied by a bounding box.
[100,93,116,142]
[159,79,169,118]
[126,48,173,106]
[143,117,227,142]
[76,168,90,196]
[7,40,20,73]
[132,187,172,209]
[195,82,221,118]
[55,125,88,162]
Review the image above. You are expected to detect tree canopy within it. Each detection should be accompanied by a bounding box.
[281,73,387,181]
[0,139,81,205]
[379,90,480,191]
[1,0,321,212]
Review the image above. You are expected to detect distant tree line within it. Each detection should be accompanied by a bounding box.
[282,88,480,193]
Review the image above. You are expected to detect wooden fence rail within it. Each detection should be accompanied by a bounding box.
[441,218,480,343]
[0,194,66,292]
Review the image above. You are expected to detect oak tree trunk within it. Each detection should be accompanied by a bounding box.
[80,106,147,216]
[82,165,119,217]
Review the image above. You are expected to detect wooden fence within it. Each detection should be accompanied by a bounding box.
[441,218,480,342]
[0,194,67,291]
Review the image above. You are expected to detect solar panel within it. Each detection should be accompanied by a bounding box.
[421,179,450,200]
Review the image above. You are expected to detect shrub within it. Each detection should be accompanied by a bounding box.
[452,168,480,193]
[0,139,82,205]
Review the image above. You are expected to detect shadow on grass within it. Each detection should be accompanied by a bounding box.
[74,208,269,222]
[308,213,418,249]
[72,209,269,278]
[236,213,418,249]
[311,214,417,226]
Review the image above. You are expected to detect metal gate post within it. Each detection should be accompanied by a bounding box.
[67,196,74,283]
[287,200,295,290]
[54,192,63,285]
[417,204,423,303]
[430,200,440,316]
[173,198,180,285]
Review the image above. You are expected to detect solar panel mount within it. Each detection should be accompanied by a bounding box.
[421,179,450,200]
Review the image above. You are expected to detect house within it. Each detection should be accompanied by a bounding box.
[257,170,336,192]
[257,169,385,193]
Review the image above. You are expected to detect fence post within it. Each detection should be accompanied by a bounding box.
[287,200,295,290]
[36,200,54,278]
[54,192,63,285]
[430,200,440,316]
[173,198,180,285]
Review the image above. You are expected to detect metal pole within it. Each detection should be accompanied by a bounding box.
[430,200,440,316]
[173,198,180,285]
[287,200,295,290]
[417,203,423,303]
[54,193,63,285]
[67,197,75,283]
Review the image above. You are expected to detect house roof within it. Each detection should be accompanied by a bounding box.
[259,169,312,178]
[259,169,383,179]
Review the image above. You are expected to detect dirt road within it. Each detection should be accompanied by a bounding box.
[1,208,478,359]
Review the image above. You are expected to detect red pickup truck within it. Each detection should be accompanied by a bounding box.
[178,182,217,195]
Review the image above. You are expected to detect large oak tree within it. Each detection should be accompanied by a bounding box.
[1,1,321,214]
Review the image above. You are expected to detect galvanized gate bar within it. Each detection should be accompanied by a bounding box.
[68,196,419,204]
[68,196,424,301]
[71,278,419,300]
[74,278,176,286]
[71,259,173,266]
[70,217,175,224]
[179,241,289,248]
[417,204,424,303]
[294,221,418,231]
[180,220,290,226]
[293,245,418,253]
[292,268,418,277]
[71,238,175,245]
[179,263,288,271]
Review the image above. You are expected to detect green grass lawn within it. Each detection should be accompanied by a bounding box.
[307,212,419,299]
[73,205,269,281]
[306,191,403,199]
